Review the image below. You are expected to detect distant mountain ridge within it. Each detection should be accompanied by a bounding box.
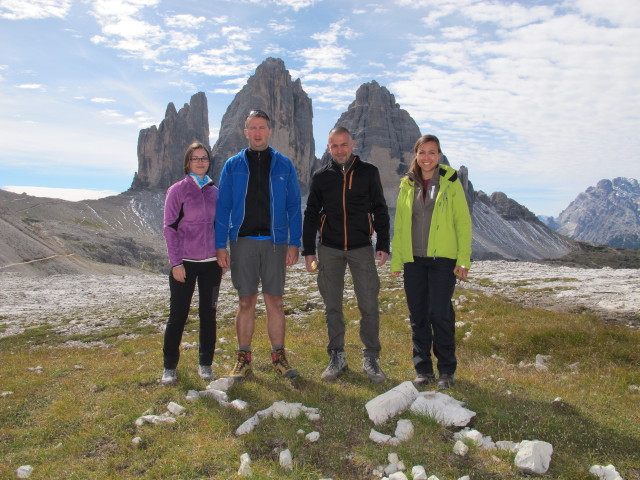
[544,178,640,249]
[4,57,639,275]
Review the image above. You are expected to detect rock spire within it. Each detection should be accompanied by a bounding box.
[209,58,315,192]
[131,92,209,192]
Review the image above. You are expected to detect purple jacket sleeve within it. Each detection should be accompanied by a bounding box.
[163,183,183,267]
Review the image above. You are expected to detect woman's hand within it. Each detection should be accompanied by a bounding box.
[172,264,186,283]
[391,271,401,277]
[453,265,469,281]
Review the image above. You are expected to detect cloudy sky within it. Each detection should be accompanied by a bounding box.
[1,0,638,215]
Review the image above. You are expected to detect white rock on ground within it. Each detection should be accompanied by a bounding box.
[453,428,495,449]
[135,414,177,426]
[535,354,552,371]
[388,453,399,464]
[235,401,320,436]
[167,401,186,416]
[365,381,419,425]
[514,440,553,475]
[305,431,320,442]
[238,453,253,477]
[496,440,519,452]
[411,465,427,480]
[16,465,33,478]
[131,436,142,447]
[458,476,471,480]
[370,428,394,444]
[410,391,476,427]
[453,440,469,456]
[589,464,624,480]
[279,449,293,470]
[388,472,408,480]
[207,377,235,391]
[394,419,414,442]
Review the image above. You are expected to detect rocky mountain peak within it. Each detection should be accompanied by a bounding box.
[314,80,421,208]
[209,57,315,192]
[131,92,209,192]
[555,177,640,249]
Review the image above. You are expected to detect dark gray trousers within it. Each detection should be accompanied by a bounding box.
[317,244,381,358]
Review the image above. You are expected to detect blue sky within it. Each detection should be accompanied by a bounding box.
[1,0,638,216]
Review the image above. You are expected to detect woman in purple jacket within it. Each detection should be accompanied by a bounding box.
[161,142,223,386]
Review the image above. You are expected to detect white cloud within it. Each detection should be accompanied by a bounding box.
[268,18,294,34]
[0,0,72,20]
[91,97,116,103]
[572,0,640,27]
[164,14,206,29]
[17,84,45,90]
[184,48,257,77]
[296,20,359,72]
[1,186,118,201]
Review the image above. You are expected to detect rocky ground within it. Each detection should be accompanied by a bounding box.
[1,260,638,341]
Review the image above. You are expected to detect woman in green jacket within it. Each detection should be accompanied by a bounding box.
[391,135,472,390]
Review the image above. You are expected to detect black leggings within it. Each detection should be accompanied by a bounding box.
[163,260,223,369]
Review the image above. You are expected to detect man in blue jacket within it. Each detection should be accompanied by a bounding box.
[216,110,302,380]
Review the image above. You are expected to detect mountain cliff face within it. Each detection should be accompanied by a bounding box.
[553,178,640,249]
[471,191,574,260]
[209,58,315,192]
[313,81,421,208]
[131,92,209,192]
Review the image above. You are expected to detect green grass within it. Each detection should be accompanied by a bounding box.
[1,276,639,479]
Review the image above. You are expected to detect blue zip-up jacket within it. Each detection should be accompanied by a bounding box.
[215,147,302,248]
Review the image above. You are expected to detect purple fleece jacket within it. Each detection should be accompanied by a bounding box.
[163,175,218,267]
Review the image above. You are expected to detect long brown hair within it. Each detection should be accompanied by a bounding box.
[408,134,442,181]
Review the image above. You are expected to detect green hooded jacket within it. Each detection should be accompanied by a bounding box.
[390,164,472,272]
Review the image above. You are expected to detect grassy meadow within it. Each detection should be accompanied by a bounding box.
[1,270,639,479]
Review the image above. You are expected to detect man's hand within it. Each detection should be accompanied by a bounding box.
[375,250,388,267]
[304,254,318,272]
[286,246,299,266]
[216,248,230,269]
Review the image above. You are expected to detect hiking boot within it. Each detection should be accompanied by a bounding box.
[161,368,177,386]
[198,365,214,381]
[271,348,299,379]
[438,373,455,390]
[229,351,252,380]
[413,373,436,386]
[362,356,386,383]
[321,349,348,382]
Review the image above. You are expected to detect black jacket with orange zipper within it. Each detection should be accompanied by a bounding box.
[302,155,390,256]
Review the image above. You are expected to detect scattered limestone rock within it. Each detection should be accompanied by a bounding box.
[1,391,13,397]
[135,414,177,426]
[553,397,563,404]
[131,436,142,447]
[453,440,469,456]
[569,362,580,371]
[411,465,428,480]
[279,448,293,470]
[305,431,320,442]
[496,440,519,452]
[535,354,552,371]
[16,465,33,478]
[514,440,553,475]
[410,391,476,427]
[370,428,394,445]
[458,476,471,480]
[453,428,495,450]
[395,419,414,442]
[589,464,623,480]
[27,366,43,374]
[365,381,419,425]
[628,384,639,393]
[230,399,249,410]
[167,401,186,416]
[207,377,235,391]
[238,453,253,477]
[236,401,320,436]
[388,472,408,480]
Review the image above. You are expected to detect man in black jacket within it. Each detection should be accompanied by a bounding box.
[302,126,390,383]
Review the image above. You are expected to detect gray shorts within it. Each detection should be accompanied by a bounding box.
[230,237,287,297]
